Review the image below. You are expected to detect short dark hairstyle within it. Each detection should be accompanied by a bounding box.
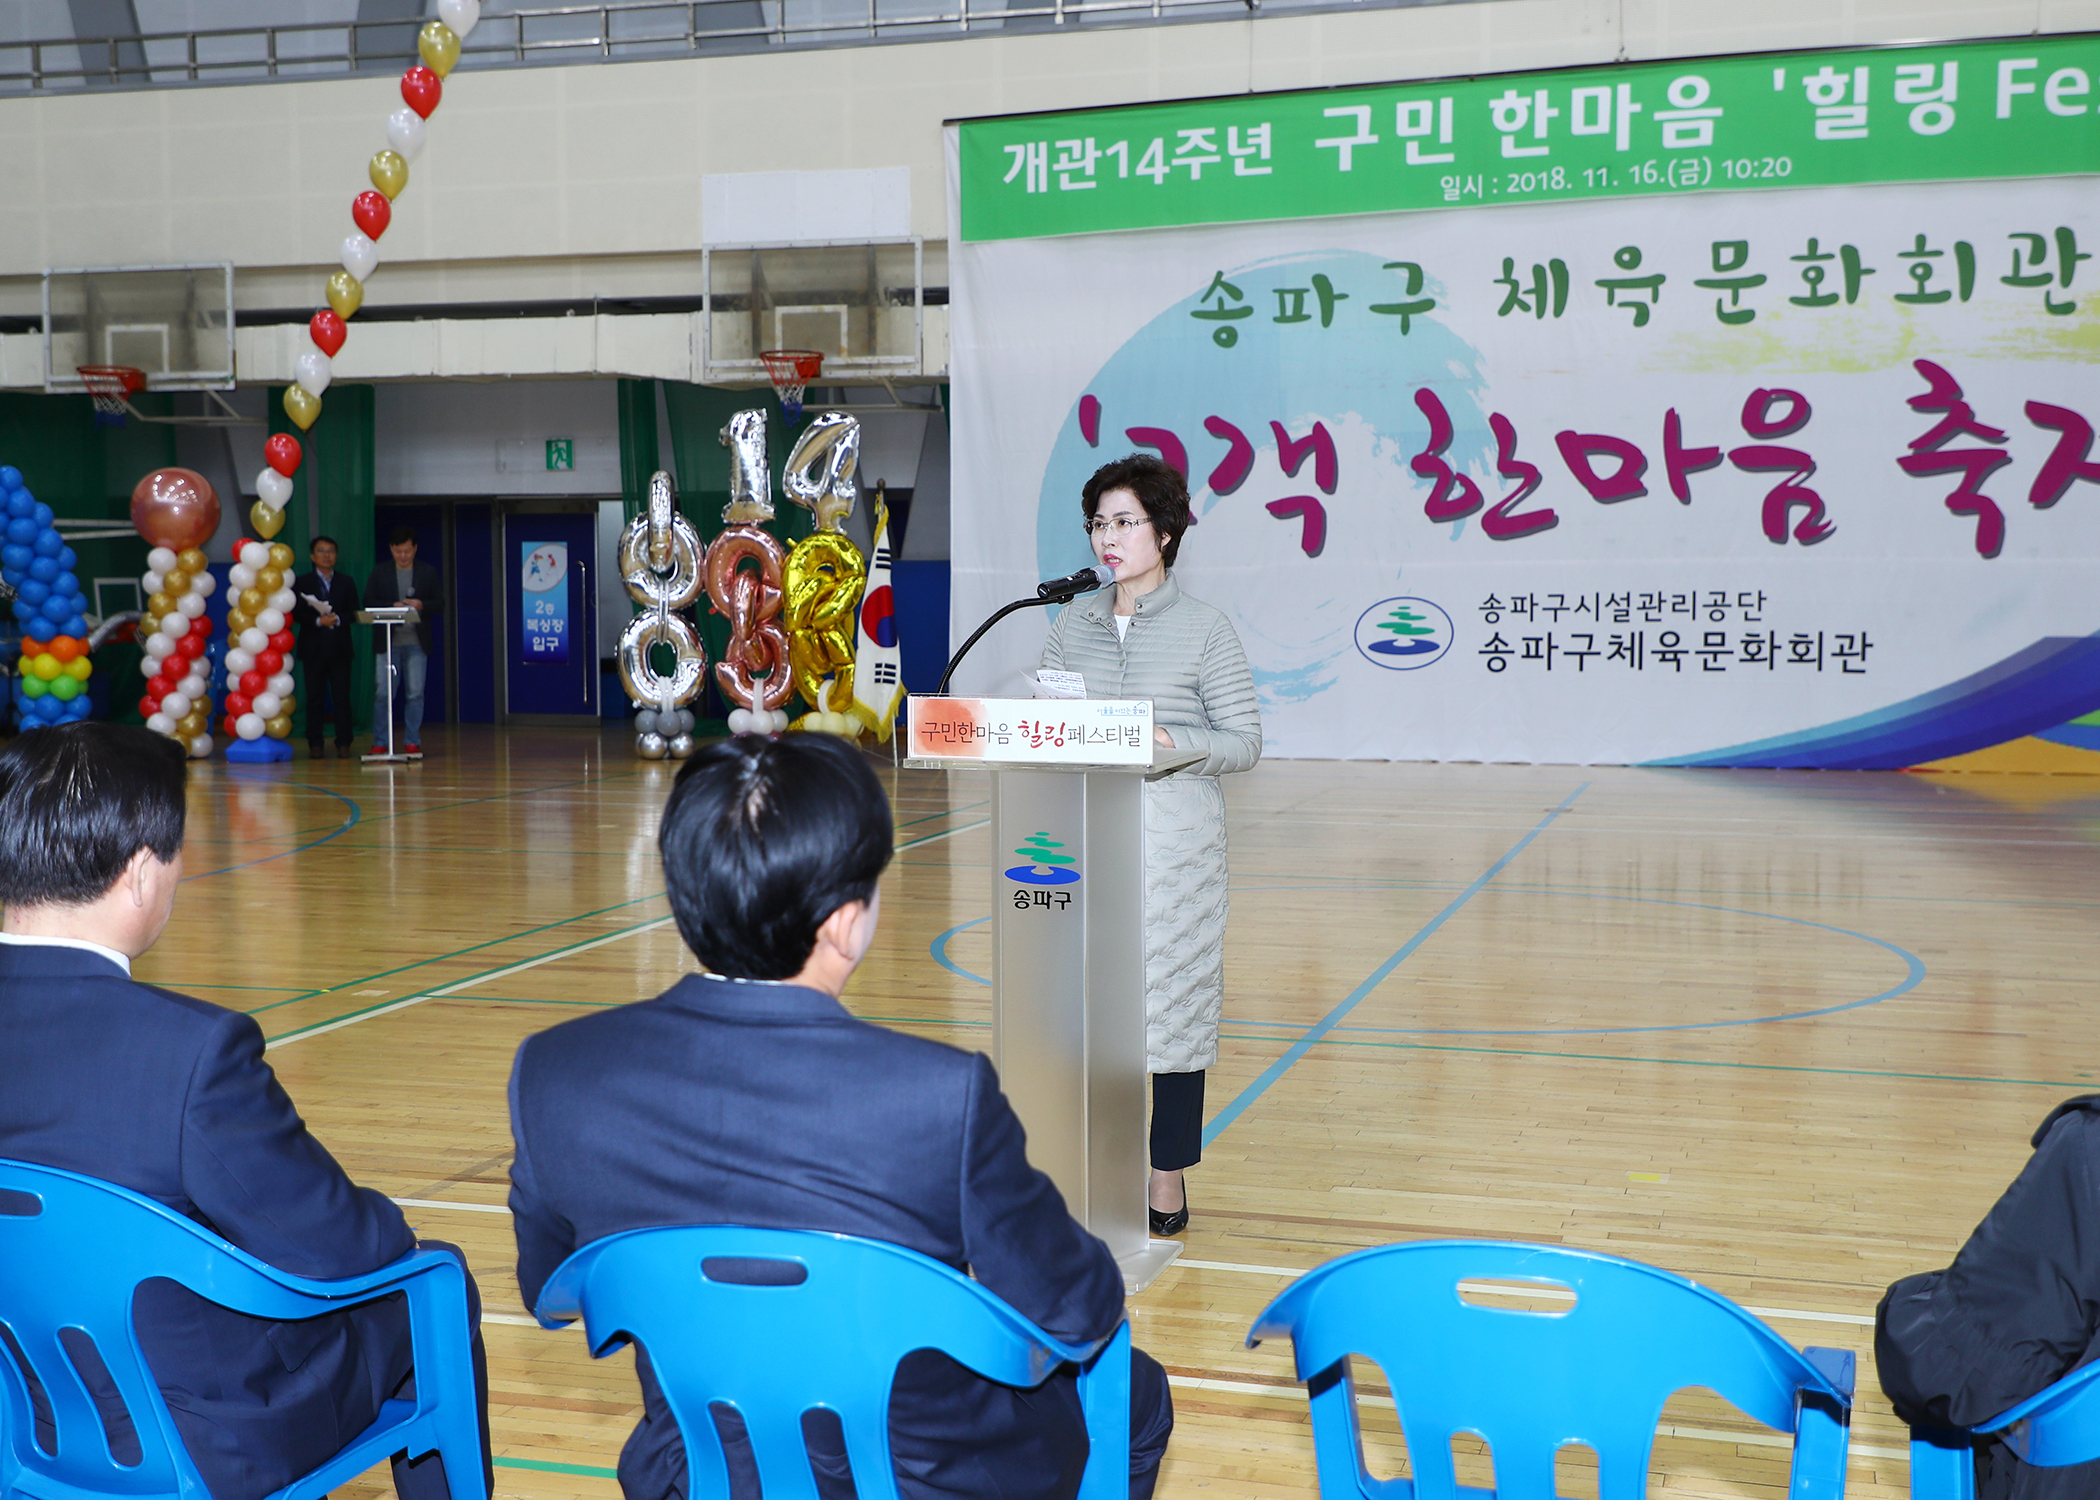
[0,723,188,908]
[1082,453,1192,567]
[311,534,339,552]
[387,525,417,547]
[659,733,893,981]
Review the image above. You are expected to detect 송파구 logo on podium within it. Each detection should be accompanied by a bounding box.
[1006,831,1080,886]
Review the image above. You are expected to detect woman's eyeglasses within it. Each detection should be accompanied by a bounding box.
[1083,516,1153,537]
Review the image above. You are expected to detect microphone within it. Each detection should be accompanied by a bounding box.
[1037,563,1115,601]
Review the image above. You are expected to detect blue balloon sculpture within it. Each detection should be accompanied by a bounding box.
[3,465,95,730]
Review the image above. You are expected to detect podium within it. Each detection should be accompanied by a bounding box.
[358,606,419,765]
[907,696,1200,1292]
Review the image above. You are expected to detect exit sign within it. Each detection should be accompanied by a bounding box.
[545,439,574,471]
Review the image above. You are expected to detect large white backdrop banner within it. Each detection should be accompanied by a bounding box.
[947,132,2100,766]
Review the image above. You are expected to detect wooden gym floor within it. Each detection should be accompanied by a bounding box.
[140,725,2100,1498]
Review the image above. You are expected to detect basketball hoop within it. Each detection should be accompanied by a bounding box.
[759,349,824,425]
[78,365,146,427]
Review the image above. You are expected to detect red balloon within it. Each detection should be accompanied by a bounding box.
[352,190,393,241]
[309,309,347,359]
[240,670,267,696]
[401,65,441,119]
[130,468,220,551]
[225,692,252,717]
[256,650,285,675]
[269,630,295,655]
[176,633,206,659]
[137,696,157,718]
[148,673,176,700]
[189,614,213,637]
[223,714,240,737]
[265,433,302,477]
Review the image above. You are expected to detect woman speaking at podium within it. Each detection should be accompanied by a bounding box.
[1039,453,1262,1239]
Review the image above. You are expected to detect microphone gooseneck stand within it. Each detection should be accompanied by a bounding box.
[934,570,1110,696]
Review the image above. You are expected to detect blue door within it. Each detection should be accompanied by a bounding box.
[503,511,598,719]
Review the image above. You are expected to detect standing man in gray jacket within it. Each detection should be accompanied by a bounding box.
[364,524,443,760]
[1040,454,1263,1238]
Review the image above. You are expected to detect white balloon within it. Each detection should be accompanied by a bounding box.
[236,713,266,741]
[386,108,427,162]
[240,627,270,653]
[726,708,753,733]
[176,593,207,618]
[295,349,333,399]
[191,571,216,597]
[224,647,255,675]
[189,734,213,758]
[256,469,293,508]
[181,669,208,695]
[253,691,283,718]
[340,233,378,282]
[162,612,191,639]
[147,546,178,573]
[228,564,257,591]
[267,672,296,697]
[268,588,296,613]
[142,569,165,595]
[146,712,177,736]
[240,541,272,570]
[144,634,176,660]
[437,0,480,38]
[161,691,192,720]
[256,608,286,635]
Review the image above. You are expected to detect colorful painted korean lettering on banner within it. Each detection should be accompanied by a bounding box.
[947,33,2100,767]
[520,541,570,665]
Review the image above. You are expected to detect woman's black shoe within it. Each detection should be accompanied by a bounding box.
[1149,1183,1189,1238]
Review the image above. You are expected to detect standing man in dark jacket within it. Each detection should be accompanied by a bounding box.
[0,721,492,1500]
[1878,1097,2100,1499]
[364,525,443,759]
[292,534,359,757]
[508,733,1174,1500]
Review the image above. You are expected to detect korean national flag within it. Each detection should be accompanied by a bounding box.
[851,490,906,741]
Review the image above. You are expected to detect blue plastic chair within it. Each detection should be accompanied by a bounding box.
[532,1225,1130,1500]
[1245,1240,1855,1500]
[1909,1360,2100,1499]
[0,1159,482,1500]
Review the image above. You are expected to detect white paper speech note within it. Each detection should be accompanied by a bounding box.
[1030,669,1087,700]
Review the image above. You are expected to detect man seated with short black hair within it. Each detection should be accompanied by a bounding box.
[508,732,1175,1500]
[0,721,492,1500]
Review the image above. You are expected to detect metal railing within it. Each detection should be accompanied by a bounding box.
[0,0,1467,93]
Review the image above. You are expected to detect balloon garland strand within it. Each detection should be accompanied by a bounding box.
[130,467,225,757]
[3,465,96,731]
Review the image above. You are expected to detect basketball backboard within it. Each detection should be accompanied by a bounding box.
[701,239,923,385]
[43,263,235,392]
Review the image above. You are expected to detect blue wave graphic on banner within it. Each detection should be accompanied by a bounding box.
[1648,633,2100,770]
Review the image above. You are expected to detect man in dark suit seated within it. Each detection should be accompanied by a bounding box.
[508,733,1175,1500]
[0,721,493,1500]
[1878,1096,2100,1499]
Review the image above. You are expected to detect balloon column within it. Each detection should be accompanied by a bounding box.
[4,466,95,731]
[130,467,222,758]
[709,410,794,736]
[616,471,706,760]
[221,541,300,762]
[253,0,482,532]
[780,413,866,737]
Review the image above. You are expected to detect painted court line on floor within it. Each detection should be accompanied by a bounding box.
[1201,782,1592,1149]
[265,917,677,1050]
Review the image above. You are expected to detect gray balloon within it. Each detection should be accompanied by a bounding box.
[674,709,696,733]
[667,733,695,759]
[635,731,667,759]
[635,709,661,735]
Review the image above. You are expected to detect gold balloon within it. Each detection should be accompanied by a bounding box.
[227,607,253,633]
[268,543,296,571]
[369,149,408,200]
[326,271,364,320]
[783,532,867,714]
[258,568,284,593]
[176,547,208,574]
[176,710,207,740]
[147,591,175,618]
[265,713,293,740]
[163,569,190,597]
[141,613,160,637]
[279,694,296,715]
[417,20,460,76]
[249,501,286,539]
[238,587,265,613]
[282,385,321,431]
[130,467,221,551]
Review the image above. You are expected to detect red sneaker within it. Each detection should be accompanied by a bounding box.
[403,742,423,759]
